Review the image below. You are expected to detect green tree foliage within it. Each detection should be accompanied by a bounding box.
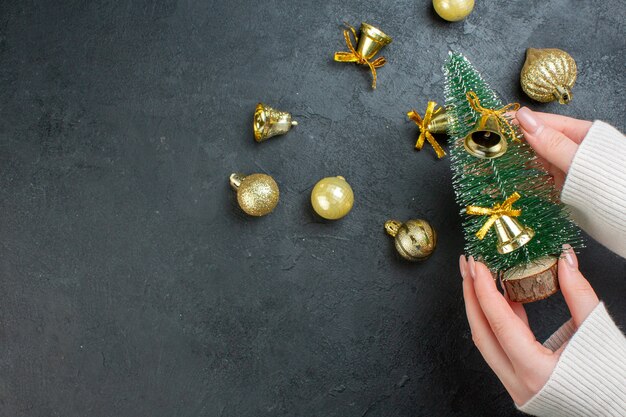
[443,52,581,271]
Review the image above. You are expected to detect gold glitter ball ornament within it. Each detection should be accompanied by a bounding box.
[520,48,577,104]
[384,219,437,261]
[310,176,354,220]
[433,0,474,22]
[230,173,279,216]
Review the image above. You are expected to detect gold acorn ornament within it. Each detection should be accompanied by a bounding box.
[230,173,279,216]
[253,103,298,142]
[384,219,437,261]
[520,48,577,104]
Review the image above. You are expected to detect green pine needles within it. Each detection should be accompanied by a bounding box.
[443,52,582,272]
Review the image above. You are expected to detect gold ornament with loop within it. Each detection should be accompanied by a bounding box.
[407,101,448,159]
[333,22,391,89]
[466,192,535,254]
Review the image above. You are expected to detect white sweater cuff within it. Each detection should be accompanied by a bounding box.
[518,303,626,416]
[561,120,626,258]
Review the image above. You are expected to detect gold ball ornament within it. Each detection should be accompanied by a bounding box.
[310,176,354,220]
[520,48,577,104]
[385,219,437,261]
[433,0,474,22]
[229,173,279,216]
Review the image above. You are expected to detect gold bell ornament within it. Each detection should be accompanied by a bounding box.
[407,101,450,159]
[253,103,298,142]
[310,176,354,220]
[230,173,279,216]
[466,192,535,254]
[384,219,437,261]
[334,22,392,89]
[463,91,520,159]
[520,48,577,104]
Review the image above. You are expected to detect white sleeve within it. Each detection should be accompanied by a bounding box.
[518,303,626,416]
[560,120,626,259]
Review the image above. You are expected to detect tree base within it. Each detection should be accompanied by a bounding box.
[501,256,559,303]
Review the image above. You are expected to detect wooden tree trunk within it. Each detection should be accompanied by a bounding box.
[501,256,559,303]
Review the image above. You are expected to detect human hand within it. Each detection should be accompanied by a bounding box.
[459,246,599,406]
[515,108,592,190]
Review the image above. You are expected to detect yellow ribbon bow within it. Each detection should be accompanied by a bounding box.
[407,101,446,159]
[333,23,387,89]
[466,91,521,142]
[466,192,523,240]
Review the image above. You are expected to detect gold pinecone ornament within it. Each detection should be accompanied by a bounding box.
[520,48,577,104]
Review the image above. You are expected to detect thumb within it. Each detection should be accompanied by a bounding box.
[558,245,600,327]
[516,107,578,174]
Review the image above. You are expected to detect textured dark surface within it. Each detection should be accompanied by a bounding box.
[0,1,625,416]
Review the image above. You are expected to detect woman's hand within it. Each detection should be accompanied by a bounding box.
[459,246,599,406]
[515,107,592,189]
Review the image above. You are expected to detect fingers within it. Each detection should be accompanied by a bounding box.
[504,289,529,327]
[460,256,529,402]
[531,111,592,144]
[516,107,579,174]
[559,245,600,327]
[469,256,552,367]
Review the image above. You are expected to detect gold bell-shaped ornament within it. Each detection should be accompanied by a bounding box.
[333,23,392,89]
[466,192,534,254]
[463,91,520,160]
[493,215,535,254]
[355,23,392,61]
[253,103,298,142]
[424,108,450,134]
[463,112,509,159]
[407,101,450,158]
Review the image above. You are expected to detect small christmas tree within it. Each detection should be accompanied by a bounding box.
[443,52,582,302]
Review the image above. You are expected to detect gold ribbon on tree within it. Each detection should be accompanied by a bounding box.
[466,91,521,142]
[333,23,387,89]
[466,192,523,240]
[407,101,446,159]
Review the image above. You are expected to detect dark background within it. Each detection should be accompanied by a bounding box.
[1,0,624,416]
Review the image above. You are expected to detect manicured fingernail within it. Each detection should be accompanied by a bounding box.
[516,107,543,135]
[459,255,468,280]
[562,244,578,270]
[468,256,477,280]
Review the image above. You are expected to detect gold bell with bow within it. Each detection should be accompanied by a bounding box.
[466,192,535,254]
[253,103,298,142]
[463,91,520,159]
[407,101,449,158]
[334,22,392,89]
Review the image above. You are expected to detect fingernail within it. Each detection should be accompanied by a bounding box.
[516,107,543,135]
[562,244,578,270]
[468,256,477,280]
[459,255,468,280]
